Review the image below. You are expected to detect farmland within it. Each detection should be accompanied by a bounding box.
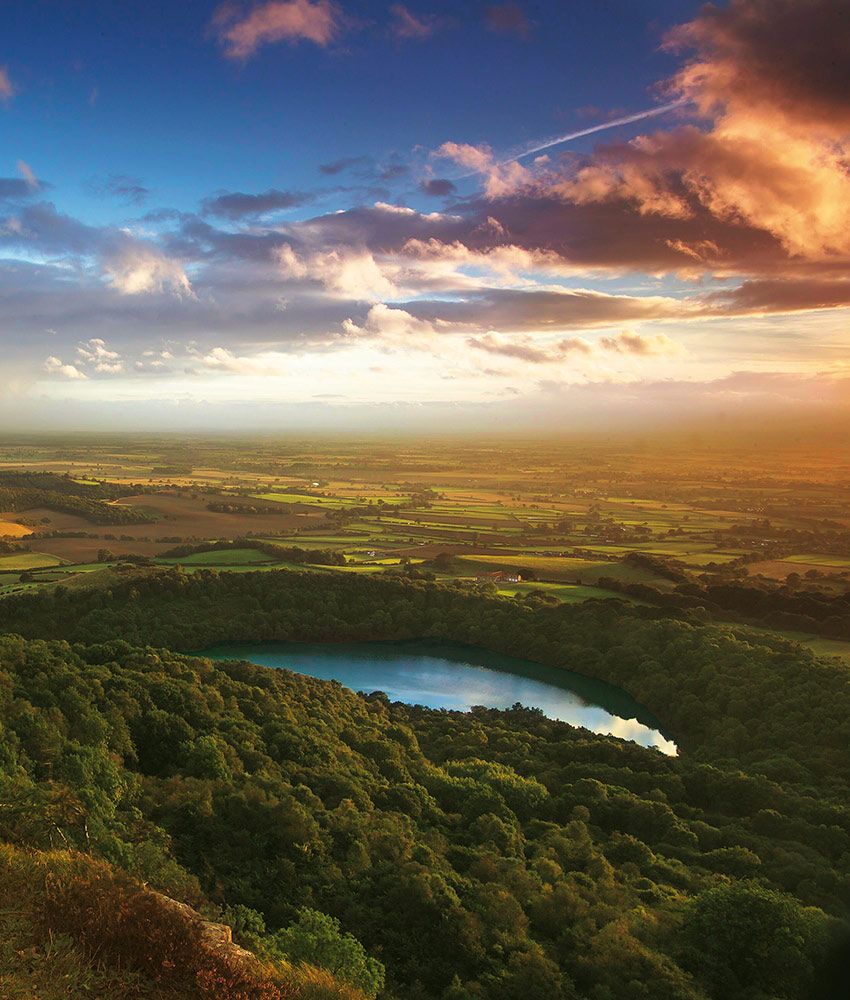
[0,433,846,645]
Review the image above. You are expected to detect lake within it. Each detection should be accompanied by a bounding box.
[201,639,677,755]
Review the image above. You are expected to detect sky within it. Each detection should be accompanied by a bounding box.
[1,0,849,433]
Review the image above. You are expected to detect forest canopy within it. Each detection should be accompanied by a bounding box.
[0,568,848,997]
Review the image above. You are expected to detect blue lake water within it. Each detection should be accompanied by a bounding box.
[200,639,677,755]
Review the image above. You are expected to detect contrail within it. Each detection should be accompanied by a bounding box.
[504,99,687,163]
[453,99,688,177]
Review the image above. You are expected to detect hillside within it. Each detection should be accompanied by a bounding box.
[0,570,847,997]
[0,843,366,999]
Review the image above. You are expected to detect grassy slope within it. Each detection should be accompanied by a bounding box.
[0,844,364,1000]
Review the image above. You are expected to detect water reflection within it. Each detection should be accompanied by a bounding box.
[201,640,677,755]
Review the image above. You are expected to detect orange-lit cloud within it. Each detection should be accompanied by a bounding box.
[213,0,341,59]
[664,0,850,135]
[0,67,14,102]
[537,0,850,258]
[389,4,438,40]
[435,142,531,198]
[431,0,850,265]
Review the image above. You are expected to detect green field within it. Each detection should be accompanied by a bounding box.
[731,624,850,664]
[254,492,407,508]
[495,581,641,605]
[458,553,667,586]
[165,548,274,566]
[0,553,65,571]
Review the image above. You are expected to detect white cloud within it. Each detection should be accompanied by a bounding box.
[77,338,119,361]
[44,356,88,380]
[200,346,290,376]
[277,244,398,301]
[104,246,193,296]
[342,303,443,348]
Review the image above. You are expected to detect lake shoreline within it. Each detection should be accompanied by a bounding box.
[198,637,678,756]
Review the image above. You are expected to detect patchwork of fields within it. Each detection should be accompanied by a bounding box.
[0,439,847,661]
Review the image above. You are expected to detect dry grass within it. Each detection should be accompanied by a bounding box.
[0,518,33,539]
[0,844,366,1000]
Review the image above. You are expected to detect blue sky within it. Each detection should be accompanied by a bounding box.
[5,1,697,222]
[1,0,848,432]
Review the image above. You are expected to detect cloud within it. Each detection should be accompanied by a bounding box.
[447,192,785,275]
[0,177,41,201]
[404,286,686,333]
[0,199,200,306]
[389,5,438,40]
[484,3,532,38]
[0,67,14,102]
[318,156,369,176]
[0,201,113,255]
[436,141,491,174]
[89,174,150,205]
[467,332,593,364]
[597,330,682,356]
[76,338,124,373]
[704,277,850,316]
[104,246,193,296]
[342,302,441,349]
[531,0,850,258]
[378,162,409,181]
[277,243,398,300]
[16,161,38,190]
[44,356,87,380]
[420,178,456,197]
[435,142,531,197]
[664,0,850,134]
[200,346,292,375]
[202,187,314,219]
[552,124,850,258]
[212,0,341,59]
[399,236,564,282]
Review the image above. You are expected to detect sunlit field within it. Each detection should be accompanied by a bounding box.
[1,435,847,663]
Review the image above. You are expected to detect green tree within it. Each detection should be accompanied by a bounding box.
[271,907,385,999]
[680,881,830,999]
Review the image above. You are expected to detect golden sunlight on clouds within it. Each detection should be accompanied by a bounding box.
[6,0,848,432]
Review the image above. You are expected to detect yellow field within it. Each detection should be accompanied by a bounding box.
[0,518,32,538]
